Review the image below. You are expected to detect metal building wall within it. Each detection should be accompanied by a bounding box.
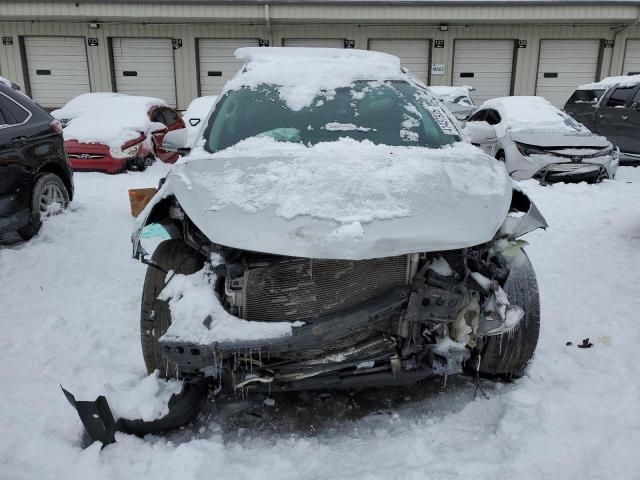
[1,1,639,108]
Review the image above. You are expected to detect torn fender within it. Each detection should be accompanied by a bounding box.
[499,188,548,240]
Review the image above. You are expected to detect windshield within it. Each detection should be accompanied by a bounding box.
[203,81,460,153]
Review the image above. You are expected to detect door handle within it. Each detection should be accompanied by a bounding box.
[598,113,604,119]
[622,115,629,120]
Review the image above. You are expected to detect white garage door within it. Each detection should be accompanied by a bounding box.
[453,40,515,104]
[623,39,640,75]
[536,40,600,107]
[283,38,345,48]
[368,39,430,83]
[24,36,90,108]
[199,39,259,96]
[112,38,176,105]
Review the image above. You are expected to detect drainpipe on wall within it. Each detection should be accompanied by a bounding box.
[609,6,640,75]
[265,4,273,47]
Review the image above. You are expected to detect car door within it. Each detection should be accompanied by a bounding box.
[0,90,35,227]
[596,86,637,151]
[617,86,640,154]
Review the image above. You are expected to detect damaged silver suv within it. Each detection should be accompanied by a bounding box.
[133,48,547,394]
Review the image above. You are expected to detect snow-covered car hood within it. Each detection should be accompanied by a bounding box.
[509,131,610,149]
[138,138,512,260]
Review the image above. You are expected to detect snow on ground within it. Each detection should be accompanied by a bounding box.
[1,165,640,479]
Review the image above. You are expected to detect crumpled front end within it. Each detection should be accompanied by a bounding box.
[152,188,546,392]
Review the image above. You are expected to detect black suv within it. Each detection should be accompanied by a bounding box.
[564,78,640,165]
[0,83,73,240]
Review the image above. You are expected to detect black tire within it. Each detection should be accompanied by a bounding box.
[496,151,506,162]
[140,239,205,378]
[479,250,540,377]
[131,155,153,172]
[17,173,70,241]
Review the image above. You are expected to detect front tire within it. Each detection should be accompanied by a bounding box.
[478,250,540,377]
[17,173,70,240]
[140,240,205,378]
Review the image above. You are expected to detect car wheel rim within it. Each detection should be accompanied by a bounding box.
[39,182,65,213]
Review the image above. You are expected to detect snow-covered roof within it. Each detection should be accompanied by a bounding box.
[63,96,168,148]
[51,92,128,121]
[480,96,589,133]
[578,74,640,91]
[224,47,406,110]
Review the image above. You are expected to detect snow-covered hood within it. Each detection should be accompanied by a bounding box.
[140,138,512,260]
[509,131,610,149]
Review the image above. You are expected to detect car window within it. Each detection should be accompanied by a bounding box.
[467,110,486,122]
[164,109,178,125]
[484,109,502,125]
[566,89,605,105]
[606,87,635,108]
[0,92,29,126]
[203,81,460,152]
[151,108,172,126]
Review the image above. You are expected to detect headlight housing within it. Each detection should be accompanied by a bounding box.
[110,143,140,159]
[515,142,548,157]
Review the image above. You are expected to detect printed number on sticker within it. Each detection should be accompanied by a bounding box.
[429,107,457,135]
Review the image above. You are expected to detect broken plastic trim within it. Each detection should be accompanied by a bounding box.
[499,188,548,240]
[61,379,208,446]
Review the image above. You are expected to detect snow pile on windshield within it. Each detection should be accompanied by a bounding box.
[160,267,301,344]
[579,74,640,90]
[225,47,406,110]
[51,92,128,121]
[182,136,507,225]
[63,96,167,148]
[429,85,473,103]
[481,96,589,133]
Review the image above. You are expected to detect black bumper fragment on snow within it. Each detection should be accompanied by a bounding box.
[62,379,208,446]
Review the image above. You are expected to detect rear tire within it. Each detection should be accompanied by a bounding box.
[140,239,205,378]
[17,173,70,241]
[478,250,540,377]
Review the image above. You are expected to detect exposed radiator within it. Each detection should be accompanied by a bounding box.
[241,256,409,322]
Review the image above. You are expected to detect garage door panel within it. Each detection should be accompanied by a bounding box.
[536,39,600,107]
[198,39,258,96]
[112,38,176,105]
[368,39,430,83]
[24,36,91,108]
[283,38,345,48]
[623,39,640,75]
[453,40,514,103]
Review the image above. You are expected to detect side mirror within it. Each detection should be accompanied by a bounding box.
[162,128,190,155]
[463,121,497,146]
[189,118,201,127]
[633,102,640,112]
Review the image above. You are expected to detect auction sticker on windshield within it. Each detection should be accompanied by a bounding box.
[428,106,457,135]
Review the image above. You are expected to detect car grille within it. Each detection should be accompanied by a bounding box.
[544,163,600,173]
[68,154,105,160]
[242,256,409,322]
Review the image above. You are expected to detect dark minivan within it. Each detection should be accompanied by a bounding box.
[564,76,640,165]
[0,83,73,240]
